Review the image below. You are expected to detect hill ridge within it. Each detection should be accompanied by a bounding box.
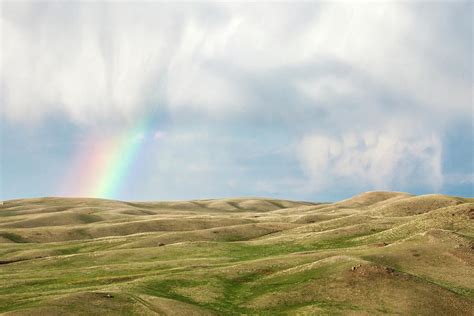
[0,192,472,315]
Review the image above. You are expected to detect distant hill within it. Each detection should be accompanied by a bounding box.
[1,192,473,315]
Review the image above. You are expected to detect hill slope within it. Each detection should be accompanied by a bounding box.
[0,192,473,315]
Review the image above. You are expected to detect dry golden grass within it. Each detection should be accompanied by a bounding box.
[0,192,472,315]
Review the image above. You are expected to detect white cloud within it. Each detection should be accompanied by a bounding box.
[1,2,470,123]
[297,75,363,103]
[298,123,443,191]
[300,2,471,115]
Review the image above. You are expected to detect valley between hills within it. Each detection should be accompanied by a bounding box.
[0,191,473,315]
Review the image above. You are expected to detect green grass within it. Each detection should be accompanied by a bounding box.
[0,193,473,315]
[77,213,102,224]
[0,232,30,243]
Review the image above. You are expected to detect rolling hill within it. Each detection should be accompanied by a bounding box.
[0,192,473,315]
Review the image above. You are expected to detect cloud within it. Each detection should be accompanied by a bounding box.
[1,2,471,124]
[0,1,471,199]
[298,122,443,192]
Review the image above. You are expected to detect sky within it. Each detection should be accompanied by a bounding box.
[0,1,473,202]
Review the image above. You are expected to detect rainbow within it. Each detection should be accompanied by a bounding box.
[60,117,155,199]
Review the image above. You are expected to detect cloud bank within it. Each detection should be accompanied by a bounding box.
[1,1,472,199]
[299,125,443,191]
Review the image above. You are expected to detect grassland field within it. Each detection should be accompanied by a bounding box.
[0,191,473,315]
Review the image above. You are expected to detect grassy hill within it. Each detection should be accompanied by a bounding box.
[0,192,473,315]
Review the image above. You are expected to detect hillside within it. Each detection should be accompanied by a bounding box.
[0,192,473,315]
